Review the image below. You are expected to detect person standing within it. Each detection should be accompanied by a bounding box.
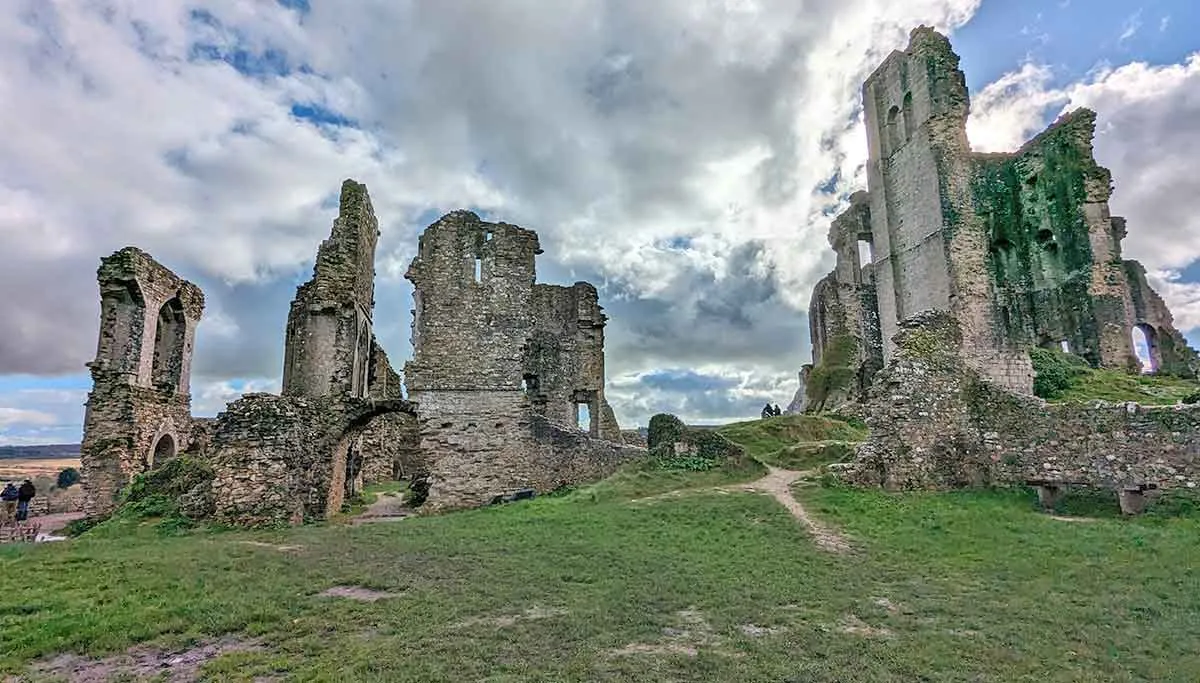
[0,482,17,523]
[15,479,35,522]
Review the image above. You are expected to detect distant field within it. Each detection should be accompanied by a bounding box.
[0,457,80,482]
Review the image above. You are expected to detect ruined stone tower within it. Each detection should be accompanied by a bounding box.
[80,248,205,515]
[804,27,1198,410]
[282,179,379,399]
[405,211,634,511]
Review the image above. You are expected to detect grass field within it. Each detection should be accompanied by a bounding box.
[4,449,1199,681]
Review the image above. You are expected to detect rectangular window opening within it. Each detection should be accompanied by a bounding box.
[474,257,482,283]
[857,240,873,267]
[485,231,493,242]
[1059,340,1070,353]
[575,402,592,433]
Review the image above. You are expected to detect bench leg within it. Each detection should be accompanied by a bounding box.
[1036,485,1062,511]
[1118,489,1148,515]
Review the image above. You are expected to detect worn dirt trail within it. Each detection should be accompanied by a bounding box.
[733,466,852,553]
[353,492,412,524]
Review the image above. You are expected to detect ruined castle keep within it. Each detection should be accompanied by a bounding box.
[817,28,1200,506]
[404,211,636,511]
[79,181,634,525]
[803,27,1198,413]
[81,248,205,516]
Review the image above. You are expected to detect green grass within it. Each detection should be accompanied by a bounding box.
[716,414,866,468]
[1052,368,1200,405]
[5,466,1200,681]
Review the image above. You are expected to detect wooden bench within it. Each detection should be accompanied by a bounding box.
[0,522,41,543]
[1025,479,1159,515]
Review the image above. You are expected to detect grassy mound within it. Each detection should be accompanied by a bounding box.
[1031,347,1200,405]
[716,414,867,469]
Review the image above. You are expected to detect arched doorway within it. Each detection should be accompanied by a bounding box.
[151,433,176,469]
[1132,324,1159,374]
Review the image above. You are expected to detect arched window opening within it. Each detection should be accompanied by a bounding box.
[151,433,176,469]
[97,279,146,374]
[351,320,371,398]
[1132,324,1159,374]
[1060,340,1070,353]
[151,298,186,391]
[901,92,915,141]
[473,256,483,283]
[885,105,902,154]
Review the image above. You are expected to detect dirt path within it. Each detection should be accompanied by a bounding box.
[734,467,852,553]
[632,466,852,553]
[353,492,411,524]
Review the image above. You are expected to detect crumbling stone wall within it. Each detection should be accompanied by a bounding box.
[80,247,205,516]
[282,180,379,400]
[208,393,416,527]
[405,211,636,511]
[839,312,1200,491]
[804,27,1198,405]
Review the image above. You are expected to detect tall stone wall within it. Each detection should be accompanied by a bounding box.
[839,312,1200,491]
[405,211,636,511]
[282,179,379,400]
[802,26,1199,408]
[80,247,205,516]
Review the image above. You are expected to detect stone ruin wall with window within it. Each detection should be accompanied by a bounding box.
[80,180,420,526]
[806,27,1200,498]
[804,27,1199,417]
[80,248,206,516]
[404,211,640,512]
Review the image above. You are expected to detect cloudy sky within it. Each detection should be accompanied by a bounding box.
[1,0,1198,443]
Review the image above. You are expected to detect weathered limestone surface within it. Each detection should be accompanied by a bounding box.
[405,211,637,511]
[80,247,205,516]
[839,312,1200,491]
[804,27,1199,405]
[209,393,416,527]
[205,179,418,525]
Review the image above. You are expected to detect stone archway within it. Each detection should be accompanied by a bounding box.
[151,432,177,470]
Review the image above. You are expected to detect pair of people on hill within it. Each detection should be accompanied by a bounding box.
[760,403,782,419]
[1,479,35,523]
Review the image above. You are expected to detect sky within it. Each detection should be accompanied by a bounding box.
[1,0,1199,444]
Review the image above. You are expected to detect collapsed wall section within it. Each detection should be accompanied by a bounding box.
[80,247,205,516]
[839,312,1200,491]
[405,211,638,511]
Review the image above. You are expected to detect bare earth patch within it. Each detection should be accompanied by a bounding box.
[738,623,785,637]
[353,492,413,525]
[26,636,261,683]
[1049,515,1100,523]
[609,608,744,659]
[238,541,304,552]
[449,605,569,629]
[837,614,893,638]
[319,586,401,602]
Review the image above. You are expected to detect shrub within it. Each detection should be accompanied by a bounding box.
[56,467,81,489]
[1183,390,1200,405]
[647,413,685,450]
[1030,347,1091,399]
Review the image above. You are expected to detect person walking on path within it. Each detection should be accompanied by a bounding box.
[16,479,35,522]
[1,482,17,524]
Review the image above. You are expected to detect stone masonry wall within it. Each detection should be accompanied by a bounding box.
[209,393,415,527]
[414,391,642,513]
[282,179,379,400]
[839,312,1200,492]
[405,211,633,511]
[81,247,205,516]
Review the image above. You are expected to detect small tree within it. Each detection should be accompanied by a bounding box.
[56,467,81,489]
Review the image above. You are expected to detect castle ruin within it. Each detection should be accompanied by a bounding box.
[804,27,1198,413]
[404,211,637,511]
[817,28,1200,506]
[79,183,636,525]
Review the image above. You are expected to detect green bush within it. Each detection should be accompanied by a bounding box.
[1183,390,1200,405]
[1030,347,1091,399]
[56,467,81,489]
[647,413,686,450]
